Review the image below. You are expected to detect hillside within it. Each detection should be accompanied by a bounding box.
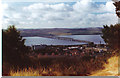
[90,56,119,76]
[18,27,102,37]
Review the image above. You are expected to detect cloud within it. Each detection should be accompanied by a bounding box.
[23,3,72,12]
[97,1,115,13]
[2,0,118,29]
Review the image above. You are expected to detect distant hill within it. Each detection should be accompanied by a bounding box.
[18,27,103,37]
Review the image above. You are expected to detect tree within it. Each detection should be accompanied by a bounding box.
[113,1,120,18]
[88,42,95,47]
[2,25,30,67]
[101,24,120,50]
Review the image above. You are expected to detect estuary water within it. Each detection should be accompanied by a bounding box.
[23,35,105,46]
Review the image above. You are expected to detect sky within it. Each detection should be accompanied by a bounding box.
[1,0,118,29]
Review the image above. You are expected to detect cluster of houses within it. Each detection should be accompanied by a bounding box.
[29,44,108,58]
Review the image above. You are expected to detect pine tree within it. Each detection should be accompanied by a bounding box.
[102,24,120,50]
[2,25,30,67]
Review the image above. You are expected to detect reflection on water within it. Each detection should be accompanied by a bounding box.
[59,35,105,44]
[24,35,105,46]
[24,37,86,46]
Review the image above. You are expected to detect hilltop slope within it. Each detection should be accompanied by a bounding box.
[18,27,102,37]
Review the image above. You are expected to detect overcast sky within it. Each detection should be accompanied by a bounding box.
[2,0,118,29]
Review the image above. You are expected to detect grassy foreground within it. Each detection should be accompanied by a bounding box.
[90,56,119,76]
[9,56,119,76]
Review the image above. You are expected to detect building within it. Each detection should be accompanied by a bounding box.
[32,44,47,50]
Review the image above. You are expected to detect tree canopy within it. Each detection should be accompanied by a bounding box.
[102,24,120,50]
[2,25,30,66]
[113,1,120,18]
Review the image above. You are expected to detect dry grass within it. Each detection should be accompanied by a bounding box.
[10,67,62,76]
[8,53,118,76]
[90,56,119,76]
[10,68,40,76]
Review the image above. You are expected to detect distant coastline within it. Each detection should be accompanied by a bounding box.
[18,27,102,37]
